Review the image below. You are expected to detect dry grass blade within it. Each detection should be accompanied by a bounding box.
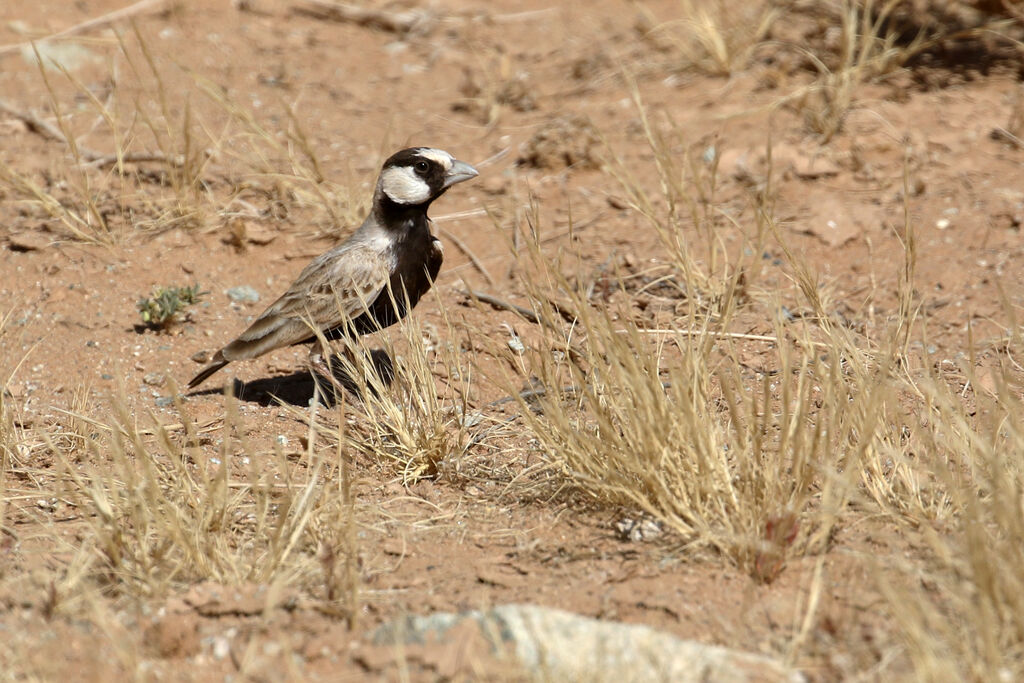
[0,0,171,58]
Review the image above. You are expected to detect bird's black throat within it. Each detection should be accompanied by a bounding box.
[374,190,446,229]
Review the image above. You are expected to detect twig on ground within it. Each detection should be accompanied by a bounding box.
[462,289,578,325]
[626,329,781,343]
[290,0,434,34]
[436,227,495,286]
[628,328,828,348]
[0,0,170,58]
[0,99,65,142]
[462,289,586,365]
[289,2,558,37]
[540,212,605,244]
[489,384,579,406]
[462,289,540,324]
[990,127,1024,150]
[489,380,673,407]
[0,98,182,168]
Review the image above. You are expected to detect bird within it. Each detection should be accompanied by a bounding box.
[188,147,479,392]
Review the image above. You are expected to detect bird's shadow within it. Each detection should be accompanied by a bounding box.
[188,349,395,407]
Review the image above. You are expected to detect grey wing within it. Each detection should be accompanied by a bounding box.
[219,245,392,362]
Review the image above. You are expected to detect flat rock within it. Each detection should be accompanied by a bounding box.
[371,604,804,682]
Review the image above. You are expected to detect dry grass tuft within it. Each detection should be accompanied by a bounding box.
[793,0,1021,140]
[876,355,1024,679]
[646,0,781,77]
[796,0,922,141]
[45,388,358,615]
[502,209,884,579]
[300,296,477,485]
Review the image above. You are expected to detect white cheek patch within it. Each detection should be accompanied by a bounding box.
[417,148,454,171]
[381,166,433,205]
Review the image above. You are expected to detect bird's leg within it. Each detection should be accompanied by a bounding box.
[308,338,348,397]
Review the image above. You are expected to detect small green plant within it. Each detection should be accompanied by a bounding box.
[136,283,206,329]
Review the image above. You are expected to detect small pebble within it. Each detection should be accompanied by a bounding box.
[615,517,663,542]
[226,285,260,303]
[191,350,212,364]
[462,411,485,428]
[143,373,166,387]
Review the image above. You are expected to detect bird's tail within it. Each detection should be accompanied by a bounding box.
[188,353,229,389]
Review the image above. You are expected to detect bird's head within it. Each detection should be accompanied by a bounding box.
[376,147,479,208]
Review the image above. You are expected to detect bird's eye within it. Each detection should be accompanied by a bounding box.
[414,161,430,175]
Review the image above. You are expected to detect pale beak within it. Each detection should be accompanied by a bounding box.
[443,159,479,188]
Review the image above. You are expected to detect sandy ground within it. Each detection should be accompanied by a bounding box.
[1,0,1023,679]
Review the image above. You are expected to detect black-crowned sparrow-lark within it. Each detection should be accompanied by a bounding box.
[188,147,478,392]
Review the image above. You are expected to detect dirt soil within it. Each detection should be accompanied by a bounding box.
[1,0,1023,680]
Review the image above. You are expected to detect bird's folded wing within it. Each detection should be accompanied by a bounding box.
[221,245,391,361]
